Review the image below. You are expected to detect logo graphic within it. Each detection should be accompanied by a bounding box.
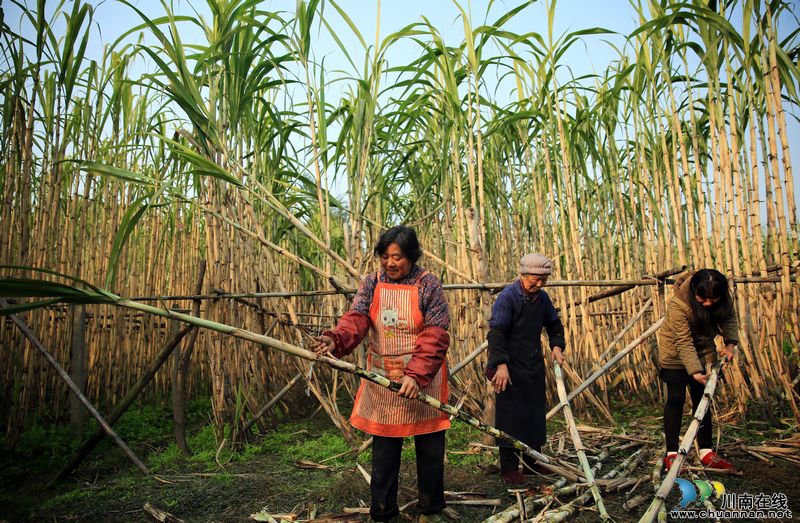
[672,479,726,509]
[667,483,792,520]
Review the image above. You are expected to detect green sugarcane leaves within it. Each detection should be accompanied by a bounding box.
[105,194,153,291]
[0,266,118,316]
[79,161,157,186]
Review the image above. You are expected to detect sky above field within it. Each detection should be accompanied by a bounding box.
[4,0,800,214]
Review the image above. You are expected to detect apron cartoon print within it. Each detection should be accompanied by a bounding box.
[349,271,449,437]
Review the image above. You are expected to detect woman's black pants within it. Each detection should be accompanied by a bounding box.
[370,430,446,521]
[661,368,713,452]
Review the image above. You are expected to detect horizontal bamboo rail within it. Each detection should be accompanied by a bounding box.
[126,275,794,302]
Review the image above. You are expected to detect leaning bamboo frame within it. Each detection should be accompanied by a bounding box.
[638,357,727,523]
[0,300,149,476]
[546,318,664,420]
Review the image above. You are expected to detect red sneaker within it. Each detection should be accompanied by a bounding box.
[501,470,529,485]
[700,451,734,470]
[663,454,680,473]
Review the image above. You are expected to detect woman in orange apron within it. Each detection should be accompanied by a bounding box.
[312,226,450,522]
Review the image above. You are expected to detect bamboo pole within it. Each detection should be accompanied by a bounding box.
[448,341,488,378]
[639,357,727,523]
[0,300,149,477]
[553,362,608,520]
[596,297,652,363]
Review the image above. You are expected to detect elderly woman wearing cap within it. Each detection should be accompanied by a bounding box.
[486,253,566,485]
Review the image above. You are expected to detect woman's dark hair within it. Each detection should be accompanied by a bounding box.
[373,225,422,263]
[689,268,732,327]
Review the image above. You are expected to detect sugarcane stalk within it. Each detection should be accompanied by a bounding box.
[546,318,663,421]
[484,446,619,523]
[649,450,668,522]
[190,200,334,280]
[488,449,640,523]
[483,471,573,523]
[553,362,608,520]
[0,299,150,477]
[108,295,553,465]
[539,448,646,522]
[639,357,727,523]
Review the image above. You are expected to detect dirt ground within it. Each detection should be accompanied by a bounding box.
[1,413,798,523]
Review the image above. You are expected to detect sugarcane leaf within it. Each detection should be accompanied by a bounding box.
[0,278,94,298]
[0,298,63,316]
[0,266,118,300]
[105,195,152,290]
[78,161,156,186]
[160,135,244,187]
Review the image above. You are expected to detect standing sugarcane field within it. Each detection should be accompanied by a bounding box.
[2,0,800,521]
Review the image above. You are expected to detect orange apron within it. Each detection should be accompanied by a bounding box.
[349,271,450,437]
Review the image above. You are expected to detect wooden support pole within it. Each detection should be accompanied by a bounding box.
[173,261,206,454]
[68,303,87,437]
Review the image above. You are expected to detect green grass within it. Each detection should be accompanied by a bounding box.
[38,488,96,510]
[0,398,214,484]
